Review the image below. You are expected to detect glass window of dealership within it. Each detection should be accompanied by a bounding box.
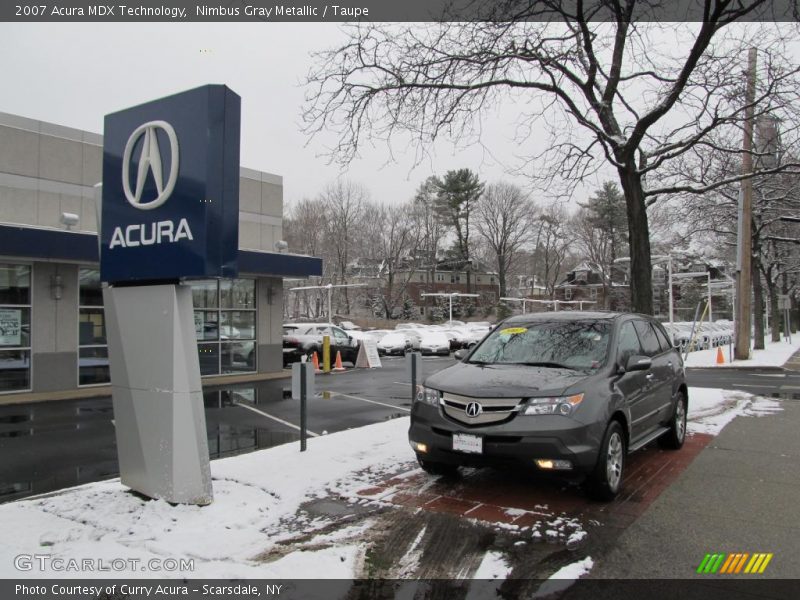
[0,262,259,393]
[0,264,32,392]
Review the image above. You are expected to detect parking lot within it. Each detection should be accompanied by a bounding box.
[2,347,800,580]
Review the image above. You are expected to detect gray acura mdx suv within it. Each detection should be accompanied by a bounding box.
[408,312,687,500]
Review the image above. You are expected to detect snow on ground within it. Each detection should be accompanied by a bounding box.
[532,557,594,598]
[687,388,783,435]
[684,337,799,368]
[0,418,414,579]
[0,384,784,580]
[472,550,512,579]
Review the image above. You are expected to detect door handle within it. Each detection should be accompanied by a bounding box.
[645,373,655,380]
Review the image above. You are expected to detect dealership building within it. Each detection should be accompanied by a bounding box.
[0,110,321,396]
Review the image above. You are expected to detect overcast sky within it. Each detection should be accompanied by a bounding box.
[1,22,553,210]
[2,22,796,214]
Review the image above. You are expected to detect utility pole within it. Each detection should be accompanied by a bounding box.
[735,48,757,361]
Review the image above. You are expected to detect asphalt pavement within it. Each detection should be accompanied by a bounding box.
[3,348,800,578]
[590,355,800,581]
[0,355,455,503]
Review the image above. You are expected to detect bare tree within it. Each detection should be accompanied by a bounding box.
[284,197,329,318]
[473,182,534,298]
[375,202,425,318]
[413,176,444,285]
[304,6,800,314]
[532,202,575,299]
[320,180,368,315]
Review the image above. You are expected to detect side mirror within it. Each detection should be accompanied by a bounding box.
[625,355,652,372]
[454,349,468,360]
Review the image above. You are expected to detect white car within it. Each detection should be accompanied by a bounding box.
[377,332,415,356]
[364,329,391,343]
[418,331,451,356]
[462,327,491,348]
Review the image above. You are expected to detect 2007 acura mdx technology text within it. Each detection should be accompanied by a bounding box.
[408,312,688,500]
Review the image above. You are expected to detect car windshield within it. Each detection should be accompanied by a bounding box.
[468,320,612,370]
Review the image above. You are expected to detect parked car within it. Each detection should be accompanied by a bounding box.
[409,311,687,501]
[364,329,391,343]
[377,331,417,355]
[439,329,462,350]
[462,327,491,348]
[282,323,359,367]
[418,331,451,356]
[662,323,690,351]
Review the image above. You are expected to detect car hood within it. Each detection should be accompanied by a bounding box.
[424,361,588,398]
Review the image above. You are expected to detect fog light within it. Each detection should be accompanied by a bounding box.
[535,459,572,470]
[410,441,428,454]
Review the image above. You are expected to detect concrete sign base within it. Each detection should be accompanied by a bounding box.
[104,283,213,505]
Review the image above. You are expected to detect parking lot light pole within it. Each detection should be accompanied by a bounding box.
[421,292,480,323]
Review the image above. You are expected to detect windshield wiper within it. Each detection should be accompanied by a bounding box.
[517,361,576,370]
[467,359,492,365]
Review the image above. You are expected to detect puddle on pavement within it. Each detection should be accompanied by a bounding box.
[0,382,296,504]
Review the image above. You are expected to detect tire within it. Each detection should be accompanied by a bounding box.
[587,421,626,501]
[659,390,687,450]
[417,455,459,477]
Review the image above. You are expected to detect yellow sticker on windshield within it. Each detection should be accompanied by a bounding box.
[499,327,528,335]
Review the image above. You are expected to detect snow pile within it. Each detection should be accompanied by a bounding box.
[532,557,594,598]
[0,417,415,579]
[684,337,799,368]
[472,550,512,579]
[688,388,783,435]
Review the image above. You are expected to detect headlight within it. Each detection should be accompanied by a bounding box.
[522,394,584,416]
[415,385,440,406]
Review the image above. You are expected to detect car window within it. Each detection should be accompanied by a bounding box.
[632,320,662,357]
[468,320,611,370]
[653,323,674,352]
[617,321,643,365]
[332,327,349,343]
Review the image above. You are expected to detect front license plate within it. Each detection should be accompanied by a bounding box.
[453,433,482,454]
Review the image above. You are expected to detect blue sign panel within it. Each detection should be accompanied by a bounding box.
[100,85,241,283]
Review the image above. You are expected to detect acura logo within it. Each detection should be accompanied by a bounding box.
[465,402,483,418]
[122,120,179,210]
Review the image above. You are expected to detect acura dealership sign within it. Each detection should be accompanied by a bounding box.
[101,85,241,283]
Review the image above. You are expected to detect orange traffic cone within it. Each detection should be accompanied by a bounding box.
[716,346,725,365]
[333,350,346,371]
[311,351,322,373]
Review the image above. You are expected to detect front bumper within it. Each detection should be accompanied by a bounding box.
[420,347,450,355]
[379,347,406,356]
[408,402,602,475]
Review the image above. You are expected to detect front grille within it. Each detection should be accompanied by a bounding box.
[441,392,521,425]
